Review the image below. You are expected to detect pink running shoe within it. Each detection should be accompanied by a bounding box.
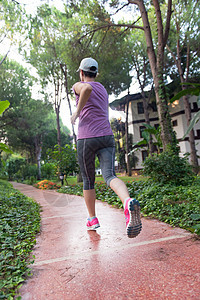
[124,198,142,238]
[86,217,100,230]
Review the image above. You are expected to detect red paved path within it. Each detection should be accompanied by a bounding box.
[12,182,200,300]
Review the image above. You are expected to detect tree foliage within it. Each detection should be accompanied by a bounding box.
[26,2,132,96]
[5,99,53,159]
[0,56,71,165]
[0,100,13,153]
[1,0,200,173]
[0,56,33,108]
[0,0,25,65]
[47,144,78,177]
[167,0,200,82]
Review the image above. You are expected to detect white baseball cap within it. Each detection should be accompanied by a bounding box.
[77,57,98,73]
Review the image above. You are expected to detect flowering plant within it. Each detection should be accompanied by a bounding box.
[34,180,61,190]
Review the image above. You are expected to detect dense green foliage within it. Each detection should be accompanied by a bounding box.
[47,144,78,177]
[0,56,72,170]
[0,100,13,154]
[27,3,132,97]
[6,157,38,181]
[0,180,41,299]
[41,162,57,180]
[135,180,200,235]
[142,150,194,185]
[59,178,200,235]
[0,0,25,46]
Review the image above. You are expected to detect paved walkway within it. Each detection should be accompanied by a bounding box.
[12,182,200,300]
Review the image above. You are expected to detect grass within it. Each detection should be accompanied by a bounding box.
[64,174,146,186]
[0,180,41,299]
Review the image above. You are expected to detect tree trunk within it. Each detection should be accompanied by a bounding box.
[176,39,199,172]
[56,106,61,147]
[141,91,154,155]
[167,28,200,171]
[60,63,82,182]
[132,52,154,155]
[125,96,132,176]
[130,0,174,150]
[0,49,10,66]
[60,63,77,145]
[153,0,174,150]
[77,172,83,183]
[183,94,199,172]
[37,147,42,180]
[35,137,42,180]
[54,78,62,148]
[154,76,174,150]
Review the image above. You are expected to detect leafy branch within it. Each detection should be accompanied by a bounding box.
[78,22,144,42]
[0,100,13,153]
[170,83,200,139]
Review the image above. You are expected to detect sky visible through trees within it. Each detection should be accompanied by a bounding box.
[1,0,199,147]
[0,0,138,133]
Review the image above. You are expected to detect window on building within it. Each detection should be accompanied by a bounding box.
[142,150,148,162]
[193,102,198,111]
[196,129,200,138]
[139,126,146,138]
[137,102,144,114]
[172,119,178,127]
[151,101,157,112]
[154,123,160,130]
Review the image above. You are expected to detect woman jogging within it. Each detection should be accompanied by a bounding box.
[71,57,142,238]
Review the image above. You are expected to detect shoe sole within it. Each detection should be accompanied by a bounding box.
[87,224,100,230]
[127,199,142,238]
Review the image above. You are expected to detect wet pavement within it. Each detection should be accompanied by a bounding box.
[11,182,200,300]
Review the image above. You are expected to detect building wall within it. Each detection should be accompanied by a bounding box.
[129,95,200,169]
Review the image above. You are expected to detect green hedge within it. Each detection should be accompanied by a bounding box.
[59,178,200,235]
[142,150,194,185]
[0,180,41,299]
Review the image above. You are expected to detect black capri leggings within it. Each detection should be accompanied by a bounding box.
[77,135,117,190]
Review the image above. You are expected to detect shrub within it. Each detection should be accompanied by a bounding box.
[136,179,200,235]
[41,162,57,180]
[24,176,37,185]
[21,164,38,180]
[6,157,38,181]
[142,150,194,185]
[59,184,83,196]
[6,157,26,180]
[47,144,78,177]
[0,180,41,299]
[34,180,61,190]
[0,160,7,180]
[59,178,200,235]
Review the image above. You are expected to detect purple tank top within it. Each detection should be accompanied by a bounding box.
[73,81,113,140]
